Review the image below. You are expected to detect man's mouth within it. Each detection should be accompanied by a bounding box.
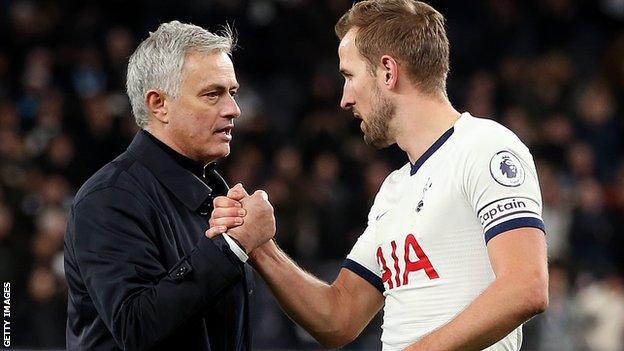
[214,125,233,136]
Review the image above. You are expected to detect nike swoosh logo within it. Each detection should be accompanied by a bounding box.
[376,210,389,221]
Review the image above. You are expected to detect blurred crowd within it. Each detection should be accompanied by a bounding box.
[1,0,624,350]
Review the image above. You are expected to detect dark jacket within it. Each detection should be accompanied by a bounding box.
[64,130,254,351]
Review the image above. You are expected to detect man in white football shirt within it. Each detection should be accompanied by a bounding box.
[207,1,548,350]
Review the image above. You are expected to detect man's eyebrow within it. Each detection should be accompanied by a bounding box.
[200,83,239,92]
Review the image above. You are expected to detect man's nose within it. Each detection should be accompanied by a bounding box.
[340,91,354,110]
[222,95,241,119]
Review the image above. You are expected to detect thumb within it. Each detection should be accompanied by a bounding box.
[227,183,249,201]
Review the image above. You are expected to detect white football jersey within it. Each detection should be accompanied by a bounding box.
[343,112,544,351]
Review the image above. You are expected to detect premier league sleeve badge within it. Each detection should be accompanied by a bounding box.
[489,150,525,187]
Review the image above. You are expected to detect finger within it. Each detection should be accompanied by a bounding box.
[227,183,250,201]
[209,216,244,228]
[235,183,250,196]
[211,207,246,219]
[205,225,227,239]
[213,196,242,208]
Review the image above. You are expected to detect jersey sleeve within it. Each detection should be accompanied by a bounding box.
[462,128,545,243]
[342,194,385,293]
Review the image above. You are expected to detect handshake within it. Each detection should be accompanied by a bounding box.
[205,183,276,255]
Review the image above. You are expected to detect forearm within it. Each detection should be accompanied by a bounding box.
[405,275,548,351]
[250,240,351,347]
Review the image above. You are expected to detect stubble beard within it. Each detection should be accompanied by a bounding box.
[363,85,396,149]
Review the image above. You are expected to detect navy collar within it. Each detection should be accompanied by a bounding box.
[126,130,229,212]
[410,127,455,176]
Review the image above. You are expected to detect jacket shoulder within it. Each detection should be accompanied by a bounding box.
[72,151,146,207]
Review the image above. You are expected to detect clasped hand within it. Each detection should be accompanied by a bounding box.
[205,183,275,254]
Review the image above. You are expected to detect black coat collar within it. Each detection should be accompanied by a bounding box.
[126,130,228,212]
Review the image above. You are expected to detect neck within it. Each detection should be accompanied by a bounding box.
[392,93,460,164]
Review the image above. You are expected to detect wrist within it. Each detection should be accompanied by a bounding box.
[249,238,278,263]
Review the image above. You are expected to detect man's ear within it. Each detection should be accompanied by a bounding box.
[145,90,169,124]
[379,55,399,90]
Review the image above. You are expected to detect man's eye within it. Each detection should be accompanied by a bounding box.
[204,92,219,98]
[230,91,238,98]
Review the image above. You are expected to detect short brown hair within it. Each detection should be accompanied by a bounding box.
[335,0,449,97]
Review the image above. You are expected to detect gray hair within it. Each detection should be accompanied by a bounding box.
[126,21,235,128]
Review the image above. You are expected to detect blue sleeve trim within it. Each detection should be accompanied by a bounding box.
[484,217,546,243]
[342,259,385,293]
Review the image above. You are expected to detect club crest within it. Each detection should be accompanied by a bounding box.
[416,177,432,213]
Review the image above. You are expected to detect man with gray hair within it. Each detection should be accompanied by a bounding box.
[64,21,275,350]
